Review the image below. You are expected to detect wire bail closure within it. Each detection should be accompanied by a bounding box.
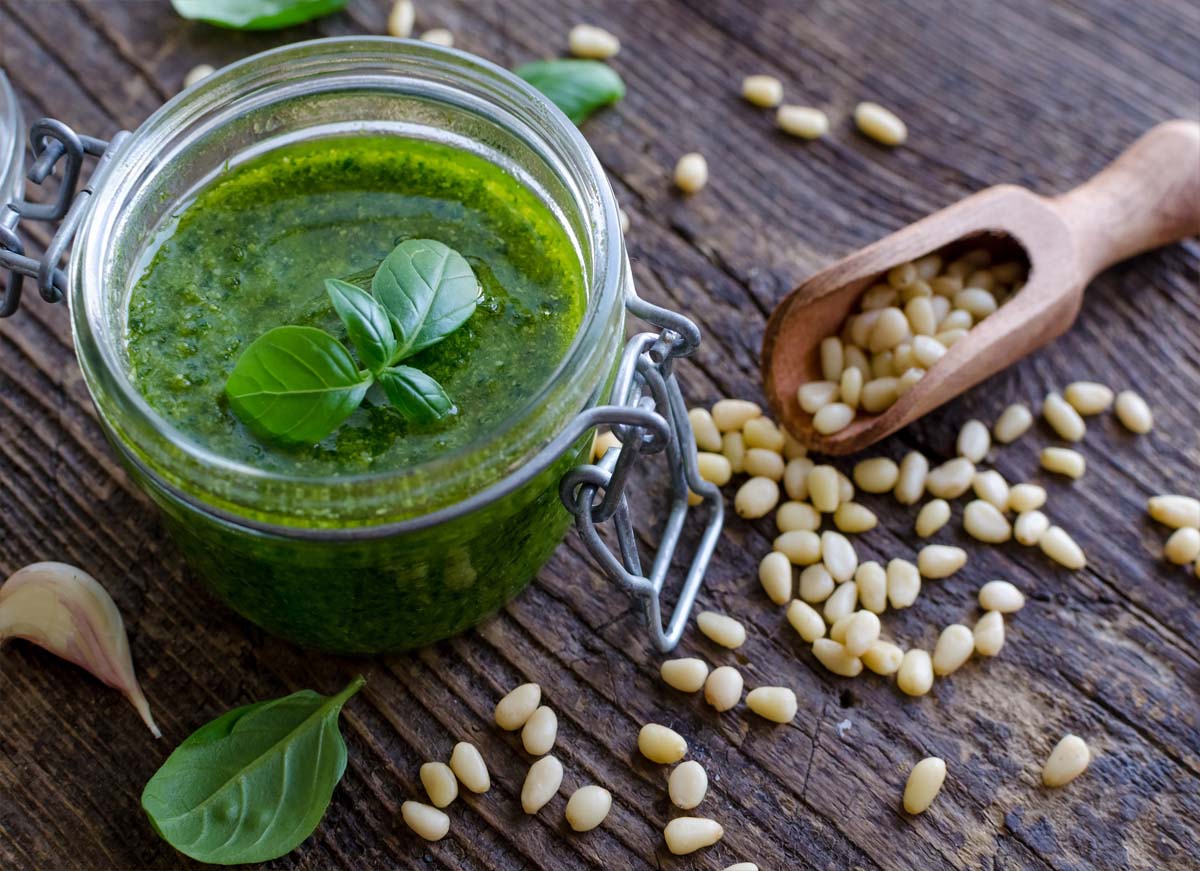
[560,291,723,652]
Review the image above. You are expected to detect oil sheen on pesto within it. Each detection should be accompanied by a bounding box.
[126,136,585,475]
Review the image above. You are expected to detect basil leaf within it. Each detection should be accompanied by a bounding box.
[170,0,345,30]
[378,366,455,423]
[141,676,364,866]
[224,325,371,446]
[325,278,397,374]
[371,239,481,361]
[514,60,625,124]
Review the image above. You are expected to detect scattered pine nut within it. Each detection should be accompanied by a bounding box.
[675,152,709,194]
[1040,447,1086,479]
[743,74,784,107]
[638,724,688,764]
[1042,734,1091,787]
[842,610,881,657]
[897,649,934,696]
[495,683,541,730]
[808,464,841,513]
[855,101,907,145]
[668,759,709,809]
[776,530,822,565]
[834,501,877,533]
[419,28,454,46]
[894,451,928,505]
[932,624,974,675]
[759,551,793,605]
[593,430,621,461]
[1114,390,1153,433]
[915,499,951,538]
[735,477,780,518]
[664,817,724,855]
[957,419,990,462]
[1040,526,1086,569]
[823,580,858,624]
[855,561,887,613]
[744,448,785,480]
[862,639,904,675]
[704,666,744,711]
[183,64,215,89]
[696,611,746,649]
[972,469,1010,509]
[743,416,787,451]
[963,499,1013,543]
[1147,495,1200,529]
[402,800,450,841]
[712,399,762,432]
[783,457,813,501]
[812,638,864,677]
[449,741,491,793]
[886,558,921,609]
[521,755,564,814]
[1064,381,1114,415]
[917,544,967,579]
[782,429,808,460]
[689,408,722,451]
[568,24,620,59]
[565,785,612,832]
[973,610,1005,656]
[777,500,821,532]
[661,657,710,693]
[420,762,458,808]
[978,580,1025,613]
[1043,392,1086,442]
[387,0,414,38]
[1165,527,1200,565]
[723,865,760,871]
[697,452,733,487]
[787,599,826,642]
[778,105,829,139]
[821,531,858,582]
[1008,483,1047,513]
[723,431,747,473]
[746,686,799,723]
[522,706,558,755]
[1014,510,1050,546]
[854,457,899,493]
[903,757,946,814]
[926,457,976,499]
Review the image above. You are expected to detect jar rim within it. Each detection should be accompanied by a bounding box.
[70,38,625,527]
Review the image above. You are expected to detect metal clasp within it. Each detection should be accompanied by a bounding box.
[560,289,723,652]
[1,118,127,317]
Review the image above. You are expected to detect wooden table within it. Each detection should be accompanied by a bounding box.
[1,2,1197,869]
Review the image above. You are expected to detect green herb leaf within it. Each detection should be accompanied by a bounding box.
[141,676,364,866]
[514,59,626,124]
[224,326,371,446]
[371,239,481,361]
[378,366,455,423]
[325,278,397,373]
[170,0,346,30]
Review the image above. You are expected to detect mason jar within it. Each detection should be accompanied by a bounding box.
[0,39,718,654]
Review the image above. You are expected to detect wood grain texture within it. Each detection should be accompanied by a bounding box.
[0,1,1197,869]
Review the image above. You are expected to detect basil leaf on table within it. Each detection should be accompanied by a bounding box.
[325,278,397,373]
[224,325,371,445]
[372,238,481,360]
[378,365,456,423]
[141,676,364,866]
[514,59,626,124]
[170,0,346,30]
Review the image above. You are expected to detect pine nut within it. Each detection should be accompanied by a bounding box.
[1008,483,1047,513]
[183,64,215,89]
[954,420,991,463]
[991,260,1023,282]
[821,337,845,381]
[743,74,784,107]
[777,530,822,565]
[1014,510,1050,546]
[783,457,813,501]
[735,477,780,518]
[521,755,563,814]
[723,432,747,473]
[712,399,762,432]
[854,457,899,493]
[565,785,612,832]
[744,448,785,480]
[387,0,414,37]
[744,416,786,451]
[812,638,863,677]
[420,762,458,808]
[449,742,490,793]
[777,501,821,532]
[668,760,709,809]
[963,499,1012,543]
[1147,495,1200,529]
[861,284,898,310]
[868,307,910,353]
[1165,527,1200,564]
[854,561,887,613]
[897,649,934,696]
[689,408,722,451]
[837,471,855,503]
[495,683,541,730]
[929,294,951,323]
[861,376,900,412]
[592,430,620,461]
[903,757,946,814]
[993,403,1033,443]
[932,624,974,675]
[911,334,946,368]
[813,402,855,434]
[664,817,724,855]
[973,610,1005,656]
[834,501,878,534]
[697,611,746,649]
[894,451,928,505]
[855,101,907,145]
[419,28,454,47]
[661,657,709,693]
[797,565,834,604]
[723,865,759,871]
[842,610,881,657]
[1043,392,1086,442]
[759,551,793,606]
[886,558,921,609]
[639,724,687,764]
[1064,381,1114,415]
[840,366,864,409]
[746,686,799,723]
[821,531,859,582]
[704,666,743,711]
[844,345,871,377]
[522,706,558,755]
[697,451,733,486]
[888,262,918,289]
[787,599,826,642]
[568,23,621,58]
[1115,390,1153,433]
[674,152,708,194]
[906,297,937,337]
[926,458,975,499]
[935,329,967,348]
[1042,734,1091,787]
[778,104,829,138]
[1040,447,1086,479]
[918,544,967,578]
[891,342,916,375]
[953,287,998,319]
[862,639,904,675]
[965,268,995,290]
[782,429,808,460]
[978,580,1025,613]
[402,801,450,841]
[1040,526,1086,569]
[914,254,943,280]
[972,470,1009,510]
[915,499,951,538]
[823,580,858,623]
[807,464,839,513]
[931,275,964,297]
[798,380,840,413]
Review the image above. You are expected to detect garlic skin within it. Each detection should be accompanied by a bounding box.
[0,562,159,737]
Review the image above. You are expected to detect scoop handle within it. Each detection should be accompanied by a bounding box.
[1053,120,1200,278]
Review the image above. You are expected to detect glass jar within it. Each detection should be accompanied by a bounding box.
[0,72,22,207]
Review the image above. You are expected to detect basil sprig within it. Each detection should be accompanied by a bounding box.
[141,676,364,865]
[170,0,346,30]
[224,239,480,446]
[515,59,626,125]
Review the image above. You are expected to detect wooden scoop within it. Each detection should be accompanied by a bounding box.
[762,120,1200,455]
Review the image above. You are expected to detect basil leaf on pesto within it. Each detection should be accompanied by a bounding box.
[141,677,364,865]
[224,326,371,445]
[514,59,626,125]
[170,0,345,30]
[371,238,481,361]
[378,366,456,423]
[325,278,397,374]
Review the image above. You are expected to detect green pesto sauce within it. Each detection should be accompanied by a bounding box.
[126,136,585,476]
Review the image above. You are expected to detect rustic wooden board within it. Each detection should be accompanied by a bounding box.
[0,1,1197,869]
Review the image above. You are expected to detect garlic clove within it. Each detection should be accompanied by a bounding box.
[0,562,159,737]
